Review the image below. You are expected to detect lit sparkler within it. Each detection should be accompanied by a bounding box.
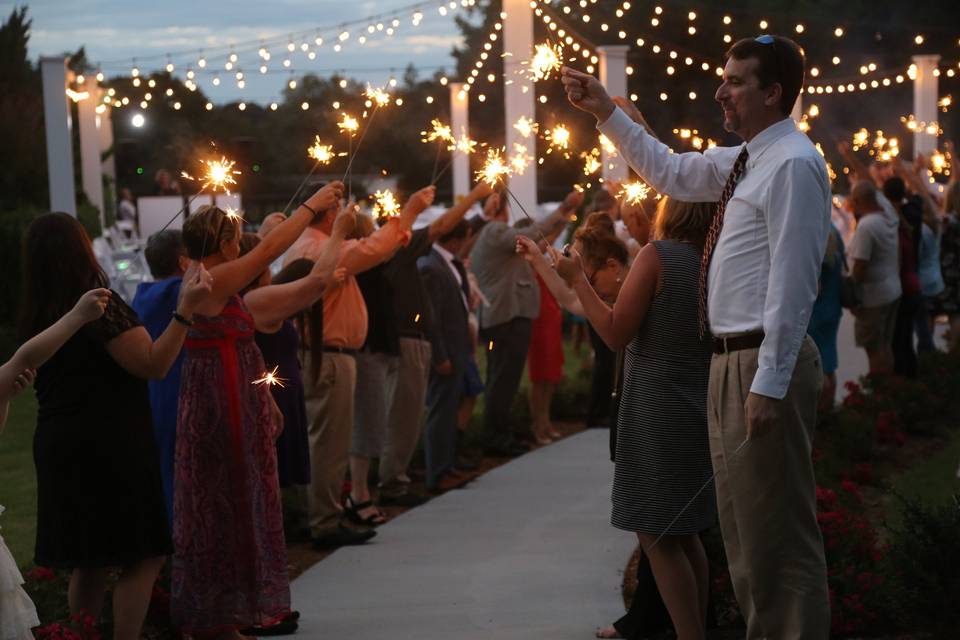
[598,134,617,156]
[581,148,602,176]
[253,365,287,388]
[514,116,539,139]
[181,156,241,194]
[476,148,512,187]
[422,119,455,145]
[307,137,340,165]
[371,189,401,218]
[455,131,478,155]
[546,124,571,151]
[852,128,870,151]
[509,143,533,176]
[365,84,392,108]
[525,42,564,81]
[338,113,360,135]
[619,182,652,205]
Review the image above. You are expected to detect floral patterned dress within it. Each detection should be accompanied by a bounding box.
[171,295,290,633]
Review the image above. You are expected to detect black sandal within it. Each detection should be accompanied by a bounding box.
[344,495,387,526]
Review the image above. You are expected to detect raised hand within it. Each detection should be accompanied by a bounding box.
[331,205,356,239]
[515,235,540,262]
[71,288,111,323]
[178,261,214,316]
[562,189,585,211]
[403,185,437,218]
[554,245,585,287]
[560,66,616,122]
[304,181,345,216]
[483,192,502,218]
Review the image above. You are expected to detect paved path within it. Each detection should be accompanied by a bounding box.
[291,429,634,639]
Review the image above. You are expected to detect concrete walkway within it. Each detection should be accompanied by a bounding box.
[291,429,634,639]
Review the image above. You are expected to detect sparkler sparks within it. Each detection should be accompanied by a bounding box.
[476,148,512,187]
[365,84,392,108]
[581,148,602,176]
[509,143,533,176]
[525,42,564,81]
[619,182,652,205]
[338,113,360,135]
[422,119,455,145]
[371,189,401,218]
[253,365,287,388]
[307,136,341,165]
[455,131,478,155]
[598,134,617,156]
[513,116,539,139]
[545,124,572,156]
[181,156,241,194]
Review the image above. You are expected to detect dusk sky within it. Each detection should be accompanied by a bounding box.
[10,0,473,104]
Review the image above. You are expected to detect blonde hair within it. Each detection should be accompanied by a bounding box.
[349,213,376,240]
[182,205,241,259]
[653,198,716,248]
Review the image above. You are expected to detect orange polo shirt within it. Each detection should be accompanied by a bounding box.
[284,220,409,349]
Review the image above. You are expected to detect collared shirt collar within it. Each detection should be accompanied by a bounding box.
[745,117,797,166]
[433,242,456,263]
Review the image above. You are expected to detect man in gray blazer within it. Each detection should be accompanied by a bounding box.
[418,220,475,489]
[470,189,583,456]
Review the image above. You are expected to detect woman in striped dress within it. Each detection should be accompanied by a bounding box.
[556,198,716,640]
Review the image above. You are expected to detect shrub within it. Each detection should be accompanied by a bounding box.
[882,494,960,636]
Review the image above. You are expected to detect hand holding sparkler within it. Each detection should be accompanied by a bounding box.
[561,66,616,123]
[301,181,345,220]
[553,244,584,288]
[330,205,357,239]
[400,185,437,222]
[176,261,214,318]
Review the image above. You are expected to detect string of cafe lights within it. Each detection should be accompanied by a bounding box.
[76,0,477,110]
[536,0,959,98]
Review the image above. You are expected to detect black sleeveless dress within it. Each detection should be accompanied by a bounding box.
[611,241,716,535]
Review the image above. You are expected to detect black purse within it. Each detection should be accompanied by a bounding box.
[839,259,860,309]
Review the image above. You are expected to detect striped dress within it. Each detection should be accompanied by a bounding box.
[611,240,716,534]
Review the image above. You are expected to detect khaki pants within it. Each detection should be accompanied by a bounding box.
[303,352,356,535]
[379,337,432,493]
[707,335,830,639]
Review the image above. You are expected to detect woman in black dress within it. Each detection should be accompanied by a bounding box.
[19,213,210,640]
[557,199,716,640]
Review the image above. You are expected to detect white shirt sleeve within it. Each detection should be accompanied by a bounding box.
[596,107,739,201]
[751,156,830,399]
[848,222,873,262]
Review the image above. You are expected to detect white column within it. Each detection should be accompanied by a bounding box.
[449,82,470,200]
[41,57,76,216]
[77,82,105,230]
[790,93,802,123]
[502,0,537,219]
[97,93,116,184]
[598,45,629,182]
[912,54,941,158]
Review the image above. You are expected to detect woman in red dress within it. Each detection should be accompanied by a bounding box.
[172,182,342,638]
[523,224,565,445]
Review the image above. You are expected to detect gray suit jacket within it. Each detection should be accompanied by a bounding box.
[417,249,472,368]
[469,209,567,329]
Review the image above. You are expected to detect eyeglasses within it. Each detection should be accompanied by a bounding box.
[755,34,774,44]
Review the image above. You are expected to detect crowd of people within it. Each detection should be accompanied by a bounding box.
[1,31,959,640]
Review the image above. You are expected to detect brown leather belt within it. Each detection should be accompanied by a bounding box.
[712,331,764,355]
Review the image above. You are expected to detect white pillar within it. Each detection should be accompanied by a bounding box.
[449,82,470,200]
[502,0,537,219]
[912,54,941,158]
[41,57,76,216]
[97,93,116,184]
[598,45,629,182]
[790,93,802,123]
[77,82,105,231]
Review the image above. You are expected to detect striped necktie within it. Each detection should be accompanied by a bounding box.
[698,146,749,337]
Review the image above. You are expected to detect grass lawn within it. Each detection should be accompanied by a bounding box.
[886,427,960,529]
[0,392,38,568]
[0,332,595,572]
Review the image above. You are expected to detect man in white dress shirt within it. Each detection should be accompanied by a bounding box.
[562,35,830,638]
